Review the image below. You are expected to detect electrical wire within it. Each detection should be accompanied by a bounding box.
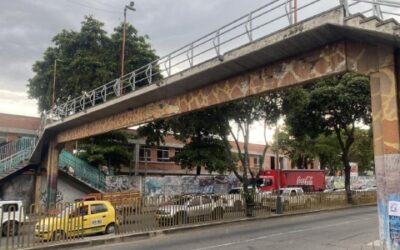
[65,0,121,14]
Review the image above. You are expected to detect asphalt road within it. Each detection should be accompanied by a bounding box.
[83,206,379,250]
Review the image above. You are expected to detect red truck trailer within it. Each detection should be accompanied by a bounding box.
[259,169,325,192]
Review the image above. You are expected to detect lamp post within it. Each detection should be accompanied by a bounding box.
[120,1,136,95]
[275,124,283,214]
[52,59,63,107]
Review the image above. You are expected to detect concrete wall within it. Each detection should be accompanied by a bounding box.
[0,173,35,207]
[40,172,91,206]
[105,175,141,193]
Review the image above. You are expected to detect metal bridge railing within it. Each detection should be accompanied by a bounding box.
[58,150,106,191]
[0,137,37,173]
[43,0,400,122]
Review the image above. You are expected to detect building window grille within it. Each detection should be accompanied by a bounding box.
[157,147,170,162]
[139,147,151,161]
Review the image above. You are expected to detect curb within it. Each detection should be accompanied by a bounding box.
[23,203,376,250]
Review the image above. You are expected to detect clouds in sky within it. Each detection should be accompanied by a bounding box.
[0,0,271,117]
[0,0,397,118]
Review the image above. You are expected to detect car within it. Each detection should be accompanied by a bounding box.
[35,200,116,241]
[0,200,25,236]
[265,188,313,211]
[155,195,225,225]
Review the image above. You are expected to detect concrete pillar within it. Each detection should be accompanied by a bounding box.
[370,46,400,249]
[46,139,60,209]
[34,169,42,210]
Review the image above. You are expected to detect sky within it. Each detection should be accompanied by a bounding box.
[1,0,277,117]
[0,0,396,143]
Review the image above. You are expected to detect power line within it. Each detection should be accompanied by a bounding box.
[65,0,121,14]
[85,0,121,11]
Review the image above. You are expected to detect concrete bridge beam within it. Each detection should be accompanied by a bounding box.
[370,46,400,249]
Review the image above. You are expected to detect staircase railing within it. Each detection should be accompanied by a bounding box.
[0,137,37,173]
[59,150,106,191]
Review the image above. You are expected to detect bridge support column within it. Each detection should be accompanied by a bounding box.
[369,46,400,249]
[46,140,60,209]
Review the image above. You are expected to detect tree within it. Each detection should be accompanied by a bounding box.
[27,16,158,111]
[77,131,131,173]
[349,127,374,174]
[282,73,371,202]
[138,94,280,215]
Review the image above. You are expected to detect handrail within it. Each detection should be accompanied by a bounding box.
[0,137,35,162]
[41,0,399,122]
[59,150,106,191]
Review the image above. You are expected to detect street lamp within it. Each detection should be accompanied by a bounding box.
[52,59,63,107]
[275,124,283,214]
[120,1,136,95]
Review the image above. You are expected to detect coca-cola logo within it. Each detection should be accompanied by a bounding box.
[296,176,313,185]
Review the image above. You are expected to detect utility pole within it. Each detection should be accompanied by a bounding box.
[52,59,63,107]
[120,1,135,95]
[275,125,283,214]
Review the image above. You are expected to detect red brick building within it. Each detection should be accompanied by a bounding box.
[0,113,40,145]
[121,133,301,176]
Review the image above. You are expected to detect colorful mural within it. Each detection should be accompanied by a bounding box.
[325,176,376,190]
[144,175,240,196]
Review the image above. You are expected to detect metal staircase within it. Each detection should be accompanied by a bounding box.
[0,137,37,179]
[59,150,106,192]
[0,138,106,192]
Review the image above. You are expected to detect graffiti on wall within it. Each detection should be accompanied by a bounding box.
[40,190,64,205]
[144,175,377,196]
[144,175,240,196]
[325,176,376,190]
[106,176,141,192]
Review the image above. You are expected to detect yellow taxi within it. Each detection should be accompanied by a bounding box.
[35,200,116,241]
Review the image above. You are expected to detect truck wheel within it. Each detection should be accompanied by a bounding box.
[105,223,116,234]
[174,212,187,225]
[51,230,65,241]
[212,207,224,220]
[2,221,18,236]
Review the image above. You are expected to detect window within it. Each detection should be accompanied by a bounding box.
[2,203,18,212]
[139,147,151,161]
[174,148,182,156]
[270,156,275,170]
[189,197,201,206]
[157,147,169,162]
[264,178,273,187]
[91,204,108,214]
[202,196,212,205]
[253,156,261,167]
[79,205,89,216]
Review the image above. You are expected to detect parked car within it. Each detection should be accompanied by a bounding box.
[155,195,225,225]
[264,187,313,211]
[35,200,116,241]
[0,200,25,236]
[225,186,272,211]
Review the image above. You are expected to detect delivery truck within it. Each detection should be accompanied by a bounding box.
[259,169,325,192]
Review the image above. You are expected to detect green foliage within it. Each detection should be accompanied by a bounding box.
[282,72,371,201]
[171,138,230,174]
[28,16,158,111]
[349,128,374,174]
[138,94,281,205]
[77,131,131,172]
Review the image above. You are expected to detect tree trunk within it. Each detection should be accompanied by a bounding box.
[342,152,353,204]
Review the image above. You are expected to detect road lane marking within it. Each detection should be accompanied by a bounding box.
[192,217,375,250]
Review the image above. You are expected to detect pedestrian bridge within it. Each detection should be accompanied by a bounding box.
[3,0,400,248]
